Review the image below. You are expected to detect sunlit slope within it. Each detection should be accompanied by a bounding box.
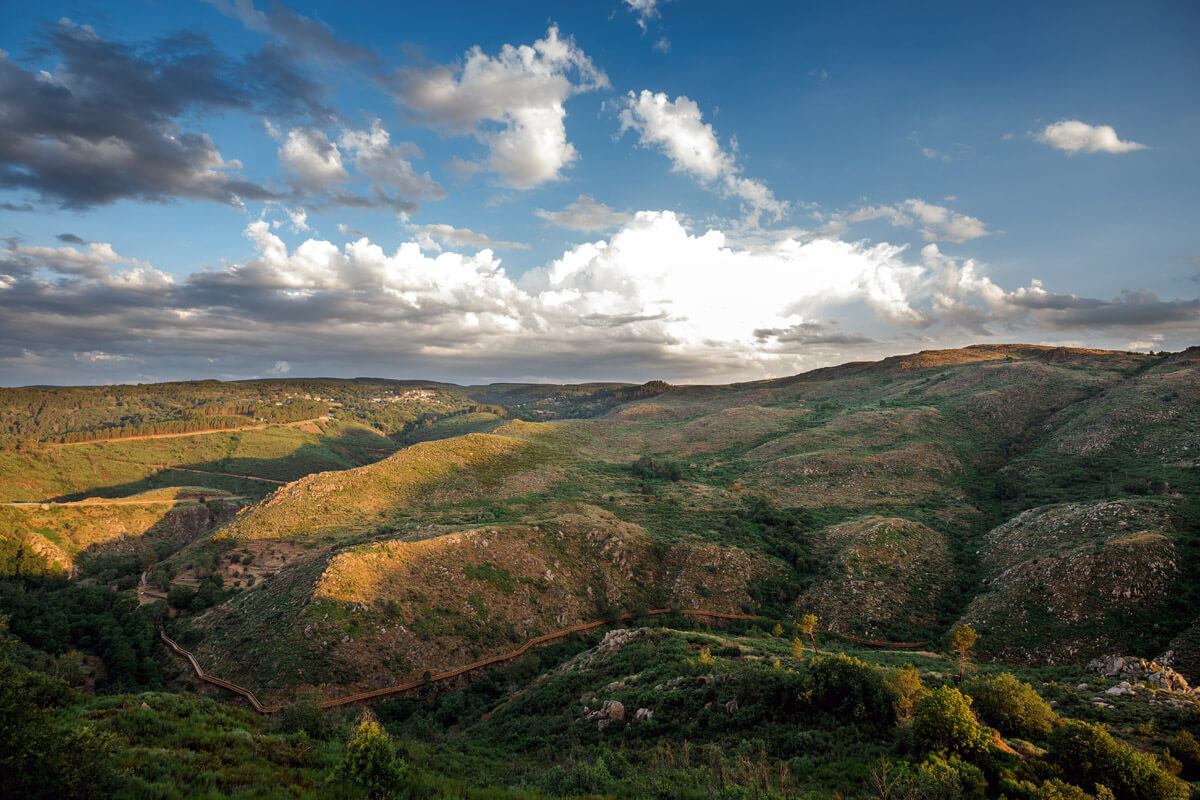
[165,344,1200,701]
[0,418,399,502]
[198,505,775,700]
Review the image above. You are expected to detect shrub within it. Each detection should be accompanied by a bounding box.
[337,712,403,798]
[911,754,988,800]
[166,585,195,609]
[1169,731,1200,780]
[275,696,330,740]
[966,672,1057,739]
[913,686,991,758]
[1048,720,1187,800]
[801,652,896,731]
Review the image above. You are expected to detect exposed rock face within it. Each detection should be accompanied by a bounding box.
[584,700,626,730]
[1086,654,1199,695]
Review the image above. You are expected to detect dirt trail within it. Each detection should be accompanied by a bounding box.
[163,610,937,715]
[162,609,765,714]
[50,417,329,447]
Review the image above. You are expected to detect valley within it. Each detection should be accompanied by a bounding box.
[2,344,1199,799]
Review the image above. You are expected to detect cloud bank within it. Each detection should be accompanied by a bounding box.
[4,211,1192,385]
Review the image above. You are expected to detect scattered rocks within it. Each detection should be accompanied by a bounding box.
[1087,654,1199,694]
[583,700,626,731]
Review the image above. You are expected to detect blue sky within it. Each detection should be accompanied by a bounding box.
[1,0,1197,385]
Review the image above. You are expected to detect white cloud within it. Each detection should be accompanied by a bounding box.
[338,120,444,200]
[286,208,310,232]
[415,223,529,252]
[279,128,347,190]
[534,194,632,231]
[619,90,786,221]
[653,37,671,54]
[270,360,292,374]
[840,199,989,243]
[388,26,608,189]
[6,240,151,278]
[1036,120,1148,155]
[6,213,1195,384]
[624,0,660,31]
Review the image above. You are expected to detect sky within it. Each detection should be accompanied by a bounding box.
[1,0,1197,387]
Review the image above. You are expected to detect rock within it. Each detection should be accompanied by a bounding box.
[1087,654,1192,694]
[585,699,627,731]
[635,707,653,721]
[725,698,739,714]
[1076,683,1089,691]
[140,701,150,710]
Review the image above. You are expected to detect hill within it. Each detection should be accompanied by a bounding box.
[120,343,1198,703]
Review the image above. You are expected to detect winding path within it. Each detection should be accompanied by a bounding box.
[162,610,930,715]
[161,609,766,714]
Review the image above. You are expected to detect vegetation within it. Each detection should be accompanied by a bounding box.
[1,345,1199,798]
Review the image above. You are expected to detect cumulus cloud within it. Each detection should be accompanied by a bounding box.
[386,26,608,189]
[832,199,989,243]
[619,90,785,221]
[0,19,337,210]
[338,120,445,202]
[414,224,529,252]
[534,195,632,231]
[279,128,347,190]
[1036,120,1148,155]
[3,214,1193,385]
[272,120,445,213]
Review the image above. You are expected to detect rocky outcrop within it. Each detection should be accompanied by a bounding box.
[584,700,626,731]
[1086,654,1200,695]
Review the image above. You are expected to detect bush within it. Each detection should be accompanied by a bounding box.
[1048,721,1187,800]
[275,697,330,740]
[966,672,1057,740]
[913,686,991,758]
[801,652,897,731]
[1169,731,1200,780]
[337,712,403,798]
[166,585,195,609]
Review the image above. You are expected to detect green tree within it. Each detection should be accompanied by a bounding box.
[887,663,924,721]
[1048,721,1187,800]
[966,672,1056,739]
[338,712,402,798]
[912,685,991,758]
[947,624,978,684]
